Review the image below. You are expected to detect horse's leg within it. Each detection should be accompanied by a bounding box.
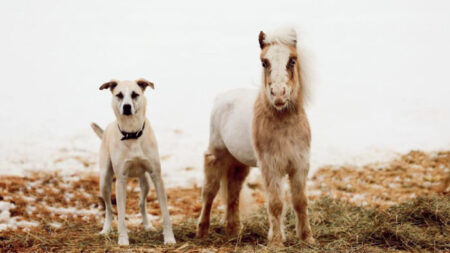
[225,163,250,236]
[261,166,285,246]
[288,166,314,244]
[197,151,225,238]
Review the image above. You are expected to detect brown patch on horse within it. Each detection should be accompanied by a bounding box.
[252,30,314,246]
[259,31,266,49]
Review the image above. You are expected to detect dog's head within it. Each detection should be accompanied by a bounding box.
[99,79,154,116]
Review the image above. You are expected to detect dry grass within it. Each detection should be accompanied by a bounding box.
[0,150,449,252]
[309,151,450,208]
[1,195,449,252]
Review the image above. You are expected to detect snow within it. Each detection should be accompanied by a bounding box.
[46,206,100,218]
[0,201,39,231]
[0,1,449,187]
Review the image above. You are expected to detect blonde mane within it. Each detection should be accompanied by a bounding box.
[262,27,297,47]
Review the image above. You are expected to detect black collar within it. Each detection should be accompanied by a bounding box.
[118,122,145,141]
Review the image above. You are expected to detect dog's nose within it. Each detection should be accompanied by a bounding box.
[123,104,132,115]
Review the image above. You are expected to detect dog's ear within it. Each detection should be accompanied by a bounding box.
[136,79,154,91]
[99,80,118,91]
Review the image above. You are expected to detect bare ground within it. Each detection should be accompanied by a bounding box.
[0,150,449,252]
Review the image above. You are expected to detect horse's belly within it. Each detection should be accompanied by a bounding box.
[224,131,257,167]
[216,88,258,167]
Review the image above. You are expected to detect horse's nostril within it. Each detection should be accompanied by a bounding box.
[282,88,286,96]
[270,89,275,96]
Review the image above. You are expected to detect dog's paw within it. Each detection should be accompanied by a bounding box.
[144,223,157,232]
[99,228,111,235]
[118,235,129,246]
[164,235,176,245]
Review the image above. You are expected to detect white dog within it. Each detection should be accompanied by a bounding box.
[91,79,176,246]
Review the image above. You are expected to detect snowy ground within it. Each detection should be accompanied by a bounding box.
[0,1,449,187]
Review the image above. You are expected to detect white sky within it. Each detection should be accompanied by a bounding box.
[0,0,449,184]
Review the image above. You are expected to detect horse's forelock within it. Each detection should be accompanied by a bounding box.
[262,27,297,48]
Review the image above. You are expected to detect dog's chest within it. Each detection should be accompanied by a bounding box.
[123,158,147,177]
[118,143,153,177]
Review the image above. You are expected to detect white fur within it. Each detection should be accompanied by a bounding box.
[264,44,293,110]
[201,27,314,245]
[209,88,258,167]
[263,26,297,47]
[94,80,175,246]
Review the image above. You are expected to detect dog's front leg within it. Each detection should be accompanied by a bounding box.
[116,176,129,245]
[149,166,176,245]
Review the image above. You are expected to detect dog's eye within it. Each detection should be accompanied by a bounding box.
[116,93,123,99]
[131,92,139,99]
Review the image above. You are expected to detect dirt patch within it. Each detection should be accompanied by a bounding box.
[0,150,449,252]
[309,150,450,208]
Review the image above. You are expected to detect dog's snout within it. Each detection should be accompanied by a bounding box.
[123,104,132,115]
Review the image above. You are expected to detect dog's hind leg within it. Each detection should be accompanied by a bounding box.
[139,172,156,231]
[99,154,114,234]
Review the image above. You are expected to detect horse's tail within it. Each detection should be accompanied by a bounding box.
[203,150,255,219]
[219,170,228,213]
[90,122,104,139]
[219,165,256,219]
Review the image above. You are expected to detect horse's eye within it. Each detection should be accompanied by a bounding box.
[116,92,123,99]
[261,59,270,69]
[288,58,296,68]
[131,92,139,99]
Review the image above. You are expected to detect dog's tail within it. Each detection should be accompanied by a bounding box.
[90,122,104,139]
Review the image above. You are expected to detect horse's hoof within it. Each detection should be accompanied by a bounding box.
[303,236,316,244]
[196,229,208,238]
[196,223,209,238]
[268,239,284,248]
[225,223,241,237]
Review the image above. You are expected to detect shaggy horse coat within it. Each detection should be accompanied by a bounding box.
[197,27,314,246]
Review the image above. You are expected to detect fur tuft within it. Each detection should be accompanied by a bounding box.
[263,26,297,47]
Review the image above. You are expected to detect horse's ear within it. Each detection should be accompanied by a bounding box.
[136,78,154,91]
[259,31,266,49]
[99,80,117,91]
[288,27,297,47]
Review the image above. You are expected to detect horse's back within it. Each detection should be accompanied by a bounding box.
[208,88,258,167]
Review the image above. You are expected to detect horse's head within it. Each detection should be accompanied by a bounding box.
[259,28,302,111]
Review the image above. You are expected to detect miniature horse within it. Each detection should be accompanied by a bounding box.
[197,27,314,246]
